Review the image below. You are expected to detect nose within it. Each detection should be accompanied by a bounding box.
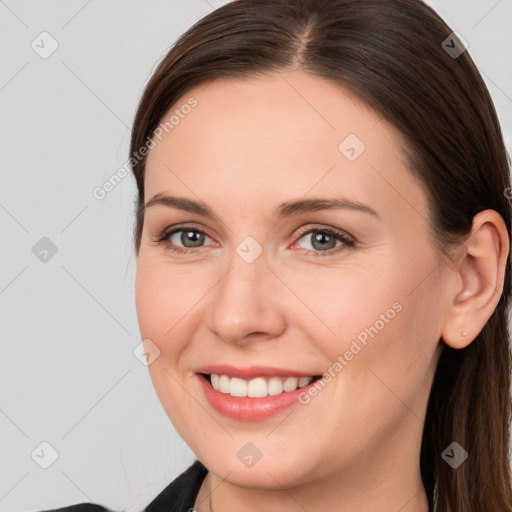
[206,248,287,345]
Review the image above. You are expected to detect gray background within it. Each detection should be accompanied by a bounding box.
[1,1,511,511]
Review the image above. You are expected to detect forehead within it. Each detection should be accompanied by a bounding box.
[147,71,389,166]
[143,71,427,220]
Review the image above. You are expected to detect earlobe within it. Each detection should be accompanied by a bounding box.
[441,209,509,350]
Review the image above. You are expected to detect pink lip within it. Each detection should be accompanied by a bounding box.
[195,373,321,422]
[195,364,318,380]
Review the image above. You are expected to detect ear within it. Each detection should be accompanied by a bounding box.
[441,209,510,349]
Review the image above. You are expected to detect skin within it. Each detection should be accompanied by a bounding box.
[135,70,509,512]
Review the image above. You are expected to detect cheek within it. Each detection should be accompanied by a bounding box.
[135,256,208,349]
[291,255,439,398]
[282,260,402,355]
[135,259,206,437]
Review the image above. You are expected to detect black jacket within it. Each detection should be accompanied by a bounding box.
[40,459,208,512]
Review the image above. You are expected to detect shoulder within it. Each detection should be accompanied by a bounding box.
[144,459,208,512]
[37,459,207,512]
[39,505,114,512]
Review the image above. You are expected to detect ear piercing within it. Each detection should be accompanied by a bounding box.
[461,331,466,339]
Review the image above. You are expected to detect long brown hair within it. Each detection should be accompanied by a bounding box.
[129,1,512,510]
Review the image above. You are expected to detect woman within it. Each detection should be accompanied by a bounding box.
[43,0,512,510]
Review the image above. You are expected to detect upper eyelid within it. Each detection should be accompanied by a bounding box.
[294,224,353,239]
[164,223,216,240]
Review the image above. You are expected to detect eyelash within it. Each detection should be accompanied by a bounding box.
[152,223,356,257]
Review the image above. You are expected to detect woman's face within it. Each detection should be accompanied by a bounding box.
[135,71,448,490]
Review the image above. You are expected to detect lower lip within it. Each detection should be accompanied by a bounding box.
[197,374,318,421]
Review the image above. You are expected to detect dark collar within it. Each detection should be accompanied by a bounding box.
[144,459,208,512]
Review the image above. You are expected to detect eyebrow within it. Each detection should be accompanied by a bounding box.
[144,193,380,219]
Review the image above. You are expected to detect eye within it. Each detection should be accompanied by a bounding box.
[169,229,210,248]
[291,226,355,256]
[152,225,216,254]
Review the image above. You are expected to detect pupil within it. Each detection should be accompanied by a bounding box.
[182,230,204,247]
[312,232,335,250]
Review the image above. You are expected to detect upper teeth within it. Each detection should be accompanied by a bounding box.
[210,374,314,398]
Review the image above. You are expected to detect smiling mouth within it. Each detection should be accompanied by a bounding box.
[199,373,323,398]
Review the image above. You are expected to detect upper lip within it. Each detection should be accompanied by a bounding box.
[195,364,320,380]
